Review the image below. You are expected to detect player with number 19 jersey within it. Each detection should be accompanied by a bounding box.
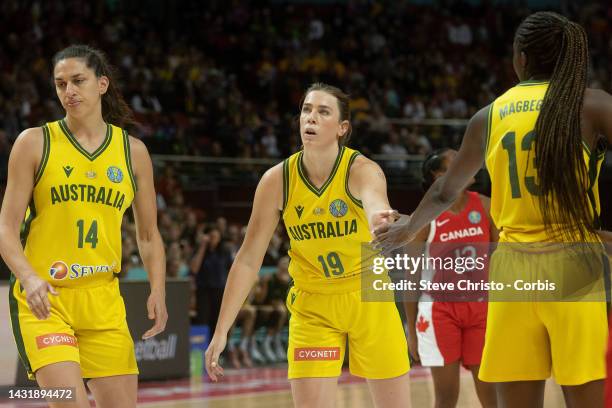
[281,146,409,380]
[282,146,371,294]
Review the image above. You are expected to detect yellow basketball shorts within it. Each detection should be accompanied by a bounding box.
[9,276,138,380]
[286,286,410,379]
[479,246,608,385]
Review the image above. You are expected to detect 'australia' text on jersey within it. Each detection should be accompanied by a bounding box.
[50,184,126,210]
[286,219,358,241]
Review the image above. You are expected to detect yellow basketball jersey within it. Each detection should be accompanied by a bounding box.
[282,146,372,294]
[23,119,136,287]
[486,80,605,242]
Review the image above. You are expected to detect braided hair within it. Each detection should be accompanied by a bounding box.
[514,12,592,241]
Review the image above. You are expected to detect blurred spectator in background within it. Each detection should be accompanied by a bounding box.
[381,130,408,172]
[403,126,432,155]
[191,227,232,330]
[226,296,259,369]
[253,256,291,363]
[166,241,190,278]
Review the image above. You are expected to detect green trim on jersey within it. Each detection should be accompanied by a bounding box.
[484,103,493,155]
[34,125,51,185]
[282,158,290,211]
[585,140,605,229]
[587,158,600,229]
[297,146,345,196]
[20,201,36,246]
[122,130,137,192]
[9,274,32,375]
[345,151,363,208]
[59,119,112,161]
[516,79,550,87]
[582,139,608,160]
[582,139,592,155]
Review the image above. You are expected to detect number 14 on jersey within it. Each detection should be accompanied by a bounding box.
[76,219,98,248]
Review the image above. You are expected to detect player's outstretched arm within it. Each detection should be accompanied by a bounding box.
[346,155,396,232]
[205,163,283,381]
[0,128,58,320]
[130,136,168,339]
[374,105,490,253]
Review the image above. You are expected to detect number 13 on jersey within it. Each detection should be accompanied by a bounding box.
[501,129,542,198]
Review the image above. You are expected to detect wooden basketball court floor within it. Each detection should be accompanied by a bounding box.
[0,366,565,407]
[135,366,564,408]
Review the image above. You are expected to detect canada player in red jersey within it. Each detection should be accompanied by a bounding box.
[405,149,498,408]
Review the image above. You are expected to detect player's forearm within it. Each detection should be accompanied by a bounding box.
[137,229,166,292]
[407,177,459,237]
[0,224,38,281]
[215,258,260,335]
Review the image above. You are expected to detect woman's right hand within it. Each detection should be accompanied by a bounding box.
[205,333,227,381]
[21,274,58,320]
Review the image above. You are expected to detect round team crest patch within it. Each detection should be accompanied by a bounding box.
[468,210,481,224]
[107,166,124,183]
[329,199,348,218]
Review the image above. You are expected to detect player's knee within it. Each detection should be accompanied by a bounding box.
[434,385,459,408]
[36,362,83,387]
[435,396,459,408]
[479,387,498,407]
[293,394,333,408]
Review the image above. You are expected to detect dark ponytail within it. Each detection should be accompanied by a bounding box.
[514,12,592,241]
[421,148,451,191]
[53,45,136,129]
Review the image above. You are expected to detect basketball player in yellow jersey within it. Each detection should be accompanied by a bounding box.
[375,12,612,408]
[205,83,411,408]
[0,45,167,408]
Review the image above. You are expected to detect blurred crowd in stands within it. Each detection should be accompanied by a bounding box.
[2,1,611,177]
